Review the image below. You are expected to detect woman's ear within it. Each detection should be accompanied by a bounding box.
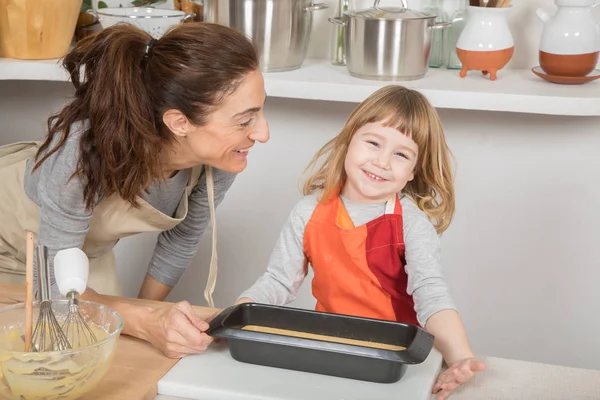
[163,109,189,137]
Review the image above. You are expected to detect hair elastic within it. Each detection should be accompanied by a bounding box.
[141,38,157,68]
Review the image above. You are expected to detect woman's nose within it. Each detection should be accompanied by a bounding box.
[249,122,270,143]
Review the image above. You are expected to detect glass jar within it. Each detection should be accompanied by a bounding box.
[422,0,447,68]
[446,0,468,69]
[330,0,350,65]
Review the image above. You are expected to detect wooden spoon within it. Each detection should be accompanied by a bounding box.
[469,0,480,6]
[24,231,34,352]
[487,0,499,7]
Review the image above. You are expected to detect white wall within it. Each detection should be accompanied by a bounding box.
[1,0,600,372]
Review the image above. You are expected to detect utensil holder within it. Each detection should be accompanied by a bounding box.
[456,5,514,80]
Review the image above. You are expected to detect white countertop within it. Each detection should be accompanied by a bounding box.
[154,355,600,400]
[156,342,443,400]
[1,56,599,117]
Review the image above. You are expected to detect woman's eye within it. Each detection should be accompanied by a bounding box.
[240,118,253,127]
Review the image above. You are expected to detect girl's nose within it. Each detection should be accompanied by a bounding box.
[374,153,391,170]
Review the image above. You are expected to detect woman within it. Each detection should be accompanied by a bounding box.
[0,22,269,358]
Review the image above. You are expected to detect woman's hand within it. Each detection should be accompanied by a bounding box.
[432,357,486,400]
[141,300,213,358]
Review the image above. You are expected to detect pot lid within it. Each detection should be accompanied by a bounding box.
[346,0,434,20]
[555,0,595,6]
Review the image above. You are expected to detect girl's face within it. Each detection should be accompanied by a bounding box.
[341,120,419,204]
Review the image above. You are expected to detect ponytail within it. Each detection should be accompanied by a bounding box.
[34,24,170,209]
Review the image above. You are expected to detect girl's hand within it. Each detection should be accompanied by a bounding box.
[432,357,486,400]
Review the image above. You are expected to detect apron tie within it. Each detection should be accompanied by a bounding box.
[203,166,218,308]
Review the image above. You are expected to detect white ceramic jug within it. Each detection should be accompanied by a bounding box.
[536,0,600,76]
[456,5,514,80]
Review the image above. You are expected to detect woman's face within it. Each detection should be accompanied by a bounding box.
[166,70,269,174]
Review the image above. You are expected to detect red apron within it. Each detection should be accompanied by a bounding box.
[303,193,419,326]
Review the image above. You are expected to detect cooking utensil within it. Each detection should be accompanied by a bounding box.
[328,0,450,81]
[202,0,329,72]
[206,303,434,383]
[487,0,499,7]
[24,232,34,352]
[30,245,71,352]
[54,247,98,349]
[88,7,196,39]
[457,4,514,80]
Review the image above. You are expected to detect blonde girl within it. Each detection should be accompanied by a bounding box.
[237,85,485,399]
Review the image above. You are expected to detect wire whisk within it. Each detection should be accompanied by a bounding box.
[54,247,98,349]
[29,245,71,352]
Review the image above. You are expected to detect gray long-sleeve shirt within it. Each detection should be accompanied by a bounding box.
[239,194,456,327]
[24,122,236,297]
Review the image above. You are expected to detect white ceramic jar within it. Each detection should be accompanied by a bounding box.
[537,0,599,55]
[457,5,513,53]
[536,0,599,76]
[456,5,514,80]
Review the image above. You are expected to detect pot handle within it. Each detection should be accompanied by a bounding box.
[373,0,407,12]
[85,9,99,24]
[182,13,197,22]
[305,3,329,11]
[429,21,452,30]
[328,17,346,26]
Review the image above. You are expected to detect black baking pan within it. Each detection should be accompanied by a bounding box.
[206,303,434,383]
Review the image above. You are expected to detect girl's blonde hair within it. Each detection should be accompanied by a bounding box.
[302,85,455,234]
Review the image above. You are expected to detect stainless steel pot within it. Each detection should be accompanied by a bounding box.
[203,0,328,72]
[329,0,450,81]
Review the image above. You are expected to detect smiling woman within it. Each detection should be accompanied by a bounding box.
[0,22,269,359]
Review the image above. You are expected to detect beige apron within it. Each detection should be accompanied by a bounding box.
[0,141,219,307]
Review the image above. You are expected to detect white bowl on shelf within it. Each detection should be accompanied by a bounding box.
[90,7,195,38]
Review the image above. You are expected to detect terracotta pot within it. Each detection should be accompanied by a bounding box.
[456,5,514,81]
[0,0,83,60]
[536,0,600,77]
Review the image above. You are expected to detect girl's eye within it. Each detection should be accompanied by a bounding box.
[367,140,379,147]
[240,118,253,127]
[395,152,408,159]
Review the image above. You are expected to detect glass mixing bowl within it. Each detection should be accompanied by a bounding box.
[0,300,123,400]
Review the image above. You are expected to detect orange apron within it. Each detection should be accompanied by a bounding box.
[304,193,419,326]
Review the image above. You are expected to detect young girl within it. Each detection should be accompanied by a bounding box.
[236,85,485,399]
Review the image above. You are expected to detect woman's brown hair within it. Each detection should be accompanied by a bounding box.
[33,22,258,209]
[302,86,455,234]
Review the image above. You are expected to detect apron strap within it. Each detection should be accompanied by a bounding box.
[384,195,397,215]
[203,166,218,308]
